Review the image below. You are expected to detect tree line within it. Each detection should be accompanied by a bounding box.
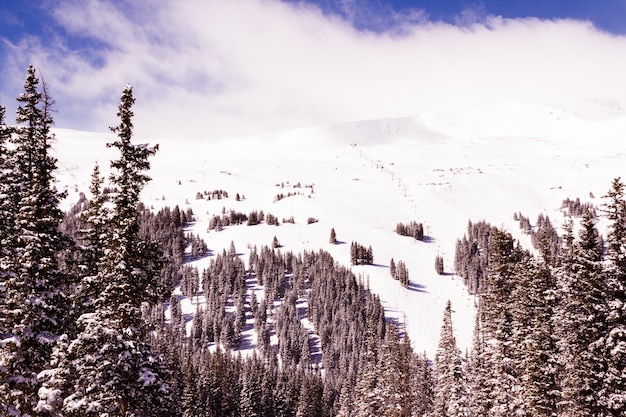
[449,187,626,416]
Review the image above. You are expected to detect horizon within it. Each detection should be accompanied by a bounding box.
[2,0,626,140]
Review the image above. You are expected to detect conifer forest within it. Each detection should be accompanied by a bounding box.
[1,67,626,417]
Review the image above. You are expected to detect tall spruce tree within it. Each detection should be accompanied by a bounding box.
[0,66,68,417]
[0,104,16,414]
[411,351,434,417]
[478,229,519,417]
[74,164,110,311]
[466,314,490,417]
[379,323,414,417]
[0,105,11,328]
[511,248,559,416]
[432,300,469,417]
[0,104,13,248]
[46,86,174,416]
[352,329,384,417]
[556,212,607,417]
[601,179,626,416]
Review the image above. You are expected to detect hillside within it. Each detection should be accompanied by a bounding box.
[54,100,626,357]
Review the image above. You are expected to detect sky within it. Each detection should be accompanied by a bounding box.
[2,0,626,140]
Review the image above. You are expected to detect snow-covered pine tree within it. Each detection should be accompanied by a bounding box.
[352,328,384,417]
[79,165,108,284]
[53,86,174,416]
[432,300,469,417]
[411,351,434,417]
[601,179,626,416]
[479,229,520,417]
[379,323,414,417]
[556,212,607,417]
[0,105,13,250]
[36,164,113,416]
[466,314,490,417]
[295,373,323,417]
[0,105,12,322]
[510,247,559,416]
[239,358,263,417]
[0,104,17,415]
[0,66,69,417]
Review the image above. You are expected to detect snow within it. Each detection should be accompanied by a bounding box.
[53,100,626,358]
[138,368,157,387]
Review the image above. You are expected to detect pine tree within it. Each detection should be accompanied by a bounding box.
[239,360,263,417]
[0,66,69,417]
[379,323,414,417]
[0,104,19,415]
[479,229,519,417]
[296,373,323,417]
[0,104,13,247]
[435,255,444,275]
[412,351,434,417]
[352,331,383,416]
[466,314,490,417]
[396,260,410,288]
[51,86,174,416]
[275,366,299,417]
[0,105,12,328]
[329,227,337,244]
[511,248,559,416]
[601,179,626,416]
[74,164,110,310]
[432,300,468,417]
[556,212,607,417]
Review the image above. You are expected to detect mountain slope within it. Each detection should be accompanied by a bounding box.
[54,102,626,357]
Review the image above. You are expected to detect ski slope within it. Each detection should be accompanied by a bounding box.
[53,100,626,357]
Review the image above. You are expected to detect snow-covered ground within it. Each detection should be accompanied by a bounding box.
[53,99,626,357]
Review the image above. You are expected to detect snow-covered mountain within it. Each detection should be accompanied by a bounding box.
[53,100,626,357]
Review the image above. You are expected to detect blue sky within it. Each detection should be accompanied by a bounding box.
[290,0,626,33]
[1,1,626,139]
[5,1,624,40]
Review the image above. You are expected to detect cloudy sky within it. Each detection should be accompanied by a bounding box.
[1,0,626,140]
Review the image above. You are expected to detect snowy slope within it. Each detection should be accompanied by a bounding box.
[53,101,626,357]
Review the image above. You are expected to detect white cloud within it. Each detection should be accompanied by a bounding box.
[1,0,626,140]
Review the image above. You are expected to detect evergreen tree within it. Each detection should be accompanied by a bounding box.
[379,323,414,417]
[74,164,110,310]
[0,104,12,333]
[411,351,434,417]
[396,260,410,288]
[466,315,490,417]
[275,366,299,417]
[478,229,519,417]
[511,248,559,416]
[0,104,13,248]
[435,255,444,275]
[0,104,19,415]
[296,373,323,417]
[432,301,468,417]
[239,360,262,417]
[601,179,626,416]
[48,86,174,416]
[0,66,69,417]
[329,227,337,244]
[556,211,607,417]
[352,331,383,417]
